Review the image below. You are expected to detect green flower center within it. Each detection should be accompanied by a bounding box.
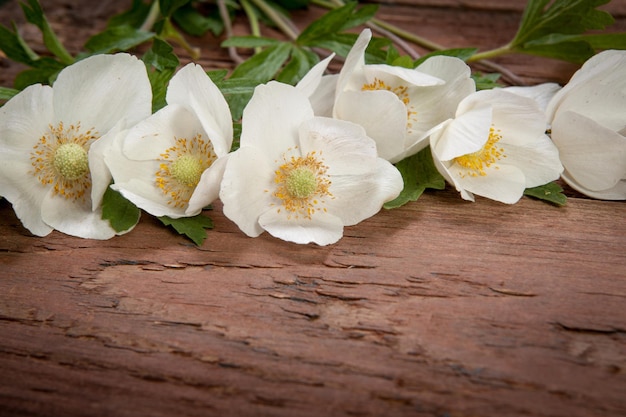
[53,143,89,181]
[170,154,203,187]
[286,167,317,199]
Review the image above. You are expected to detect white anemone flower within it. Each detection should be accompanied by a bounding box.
[430,89,563,204]
[0,53,152,238]
[101,63,233,218]
[332,29,475,163]
[546,50,626,200]
[219,81,403,246]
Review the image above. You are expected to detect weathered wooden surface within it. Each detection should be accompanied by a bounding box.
[1,1,626,416]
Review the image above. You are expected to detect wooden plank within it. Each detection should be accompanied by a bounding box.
[1,1,626,416]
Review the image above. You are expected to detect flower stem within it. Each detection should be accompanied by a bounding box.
[240,0,262,54]
[140,1,161,32]
[248,0,299,41]
[466,44,514,63]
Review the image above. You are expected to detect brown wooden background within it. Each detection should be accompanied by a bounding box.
[1,1,626,416]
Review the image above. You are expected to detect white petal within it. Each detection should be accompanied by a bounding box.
[186,155,229,215]
[122,105,203,161]
[89,120,127,210]
[551,111,626,192]
[324,158,403,226]
[40,193,116,239]
[363,64,444,87]
[430,151,475,202]
[336,29,371,96]
[504,83,561,113]
[449,163,527,204]
[432,104,492,161]
[219,146,275,237]
[500,136,563,188]
[112,180,185,218]
[307,74,338,118]
[561,173,626,200]
[334,90,407,161]
[240,82,314,157]
[298,117,377,176]
[0,84,54,150]
[53,53,152,133]
[166,63,233,156]
[295,54,335,98]
[0,84,56,236]
[259,209,344,246]
[547,50,626,124]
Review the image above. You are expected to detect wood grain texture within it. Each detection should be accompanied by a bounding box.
[1,1,626,416]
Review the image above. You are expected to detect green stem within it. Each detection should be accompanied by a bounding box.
[241,0,262,54]
[140,1,161,32]
[466,44,514,63]
[248,0,299,41]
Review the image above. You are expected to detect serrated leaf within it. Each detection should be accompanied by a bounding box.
[472,72,502,90]
[276,46,318,85]
[173,2,223,36]
[524,182,567,206]
[101,187,141,233]
[297,2,378,46]
[158,214,214,246]
[229,43,291,82]
[20,0,74,65]
[84,25,154,54]
[213,77,259,121]
[384,147,445,209]
[510,0,618,62]
[143,38,179,112]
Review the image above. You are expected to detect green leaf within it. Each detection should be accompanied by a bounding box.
[384,147,446,209]
[101,187,141,233]
[276,46,318,85]
[158,214,214,246]
[524,182,567,206]
[108,0,153,28]
[143,38,179,112]
[13,57,65,89]
[229,42,292,82]
[159,0,190,18]
[0,23,38,65]
[173,2,223,36]
[221,35,281,48]
[0,86,19,102]
[212,77,259,121]
[84,25,154,54]
[510,0,618,62]
[297,2,378,46]
[20,0,74,65]
[472,72,502,90]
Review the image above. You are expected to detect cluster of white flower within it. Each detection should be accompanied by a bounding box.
[1,29,624,245]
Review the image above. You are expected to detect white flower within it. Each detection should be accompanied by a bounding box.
[219,81,403,246]
[546,50,626,200]
[0,53,152,238]
[102,63,233,218]
[430,89,563,204]
[332,29,475,163]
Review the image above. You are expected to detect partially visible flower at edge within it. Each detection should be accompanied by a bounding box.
[219,80,403,246]
[100,63,233,218]
[546,49,626,200]
[430,89,563,204]
[0,53,152,239]
[330,29,475,163]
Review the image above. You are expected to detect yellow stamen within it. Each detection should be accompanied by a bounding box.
[30,122,97,201]
[155,134,216,208]
[272,149,332,219]
[454,125,506,177]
